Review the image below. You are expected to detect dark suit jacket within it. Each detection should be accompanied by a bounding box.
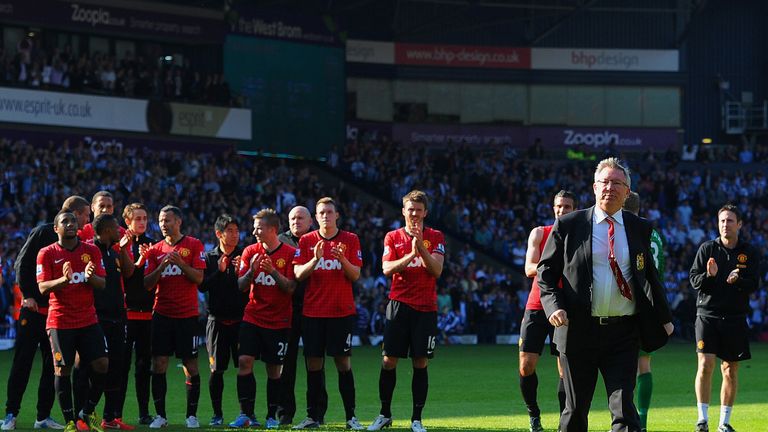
[537,206,672,354]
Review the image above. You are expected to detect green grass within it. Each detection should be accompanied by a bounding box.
[0,342,766,431]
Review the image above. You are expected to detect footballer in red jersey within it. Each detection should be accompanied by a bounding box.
[142,206,205,427]
[292,197,363,430]
[78,191,129,250]
[37,211,108,428]
[233,209,296,428]
[518,190,575,432]
[367,190,445,432]
[3,195,88,431]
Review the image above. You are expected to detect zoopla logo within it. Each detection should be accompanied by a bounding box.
[563,129,619,147]
[70,4,111,27]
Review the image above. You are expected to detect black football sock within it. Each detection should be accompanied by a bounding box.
[267,378,280,419]
[84,371,106,416]
[338,370,357,421]
[520,372,540,418]
[72,366,88,418]
[379,368,397,418]
[151,373,167,418]
[237,374,256,417]
[55,375,75,423]
[411,367,428,422]
[136,369,151,418]
[558,377,566,415]
[186,374,200,418]
[102,378,119,421]
[306,370,323,421]
[209,372,224,417]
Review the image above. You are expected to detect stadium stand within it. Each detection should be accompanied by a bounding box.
[0,134,766,344]
[0,39,235,106]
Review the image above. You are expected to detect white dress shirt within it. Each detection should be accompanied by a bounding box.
[591,207,636,317]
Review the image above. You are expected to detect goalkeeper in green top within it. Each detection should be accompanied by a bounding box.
[623,191,665,432]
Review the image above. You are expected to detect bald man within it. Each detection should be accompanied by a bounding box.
[275,207,327,425]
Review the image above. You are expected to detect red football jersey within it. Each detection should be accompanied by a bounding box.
[239,242,296,329]
[37,241,106,329]
[144,236,206,318]
[293,230,362,318]
[383,227,446,312]
[527,225,553,311]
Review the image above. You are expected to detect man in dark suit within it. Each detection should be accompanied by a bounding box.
[537,157,674,432]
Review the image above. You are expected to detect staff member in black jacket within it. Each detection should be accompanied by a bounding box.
[117,203,155,425]
[689,204,760,432]
[275,206,328,426]
[199,214,246,426]
[1,195,89,431]
[537,158,673,432]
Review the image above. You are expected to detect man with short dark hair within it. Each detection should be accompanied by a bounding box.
[518,190,576,432]
[38,211,108,432]
[87,214,135,430]
[1,196,89,431]
[292,198,364,430]
[199,214,246,426]
[78,192,126,242]
[72,202,133,429]
[143,206,206,429]
[230,209,296,430]
[689,204,760,432]
[367,190,445,432]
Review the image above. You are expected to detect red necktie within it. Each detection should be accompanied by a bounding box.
[606,217,633,301]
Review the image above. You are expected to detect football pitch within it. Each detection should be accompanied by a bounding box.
[0,342,765,431]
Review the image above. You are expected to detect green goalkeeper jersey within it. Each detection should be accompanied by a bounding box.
[650,228,665,276]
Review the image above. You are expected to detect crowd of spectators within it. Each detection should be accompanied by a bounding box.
[0,38,236,106]
[333,132,768,342]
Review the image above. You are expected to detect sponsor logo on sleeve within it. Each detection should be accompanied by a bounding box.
[383,246,390,257]
[36,264,43,276]
[436,243,445,254]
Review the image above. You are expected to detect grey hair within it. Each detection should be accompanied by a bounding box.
[594,157,631,189]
